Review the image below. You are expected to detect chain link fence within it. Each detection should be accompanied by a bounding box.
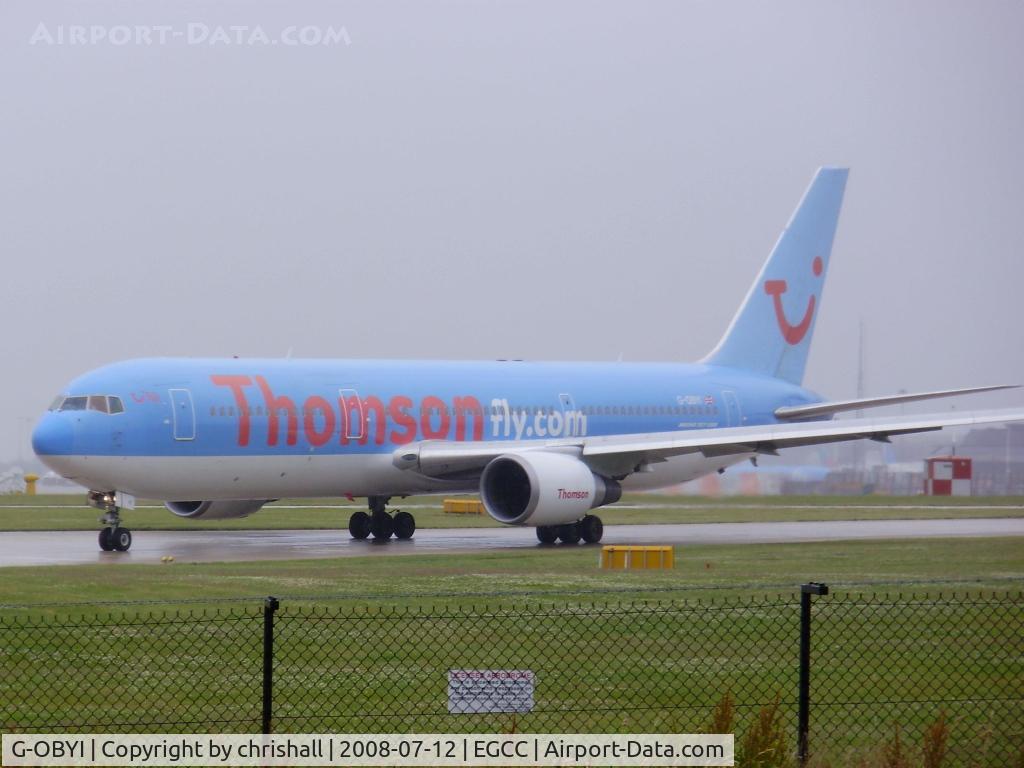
[1,590,1021,764]
[810,591,1024,763]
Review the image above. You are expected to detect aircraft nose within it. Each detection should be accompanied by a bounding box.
[32,415,74,456]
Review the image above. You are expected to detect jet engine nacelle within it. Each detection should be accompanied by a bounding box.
[165,500,268,520]
[479,452,621,526]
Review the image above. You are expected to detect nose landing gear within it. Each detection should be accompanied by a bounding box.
[348,496,416,541]
[89,492,132,552]
[98,520,132,552]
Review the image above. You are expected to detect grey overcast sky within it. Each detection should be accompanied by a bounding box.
[1,1,1022,462]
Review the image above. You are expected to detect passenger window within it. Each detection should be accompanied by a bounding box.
[107,397,125,414]
[60,396,88,411]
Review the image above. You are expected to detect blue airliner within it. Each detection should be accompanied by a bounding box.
[32,168,1022,552]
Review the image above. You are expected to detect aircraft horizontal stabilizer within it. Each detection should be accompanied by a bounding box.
[774,385,1019,420]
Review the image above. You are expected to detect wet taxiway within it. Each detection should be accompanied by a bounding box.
[1,517,1022,567]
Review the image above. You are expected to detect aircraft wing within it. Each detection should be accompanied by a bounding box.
[774,384,1018,420]
[394,408,1024,479]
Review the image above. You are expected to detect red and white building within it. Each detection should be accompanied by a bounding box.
[924,456,972,496]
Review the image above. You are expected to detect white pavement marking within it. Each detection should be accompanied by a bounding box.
[3,503,1024,510]
[0,518,1022,567]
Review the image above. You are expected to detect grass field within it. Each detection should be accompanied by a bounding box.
[0,493,1022,531]
[0,494,1021,612]
[1,498,1021,765]
[4,592,1019,757]
[1,536,1021,614]
[1,542,1020,765]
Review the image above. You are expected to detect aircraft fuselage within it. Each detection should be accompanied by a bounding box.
[33,357,820,500]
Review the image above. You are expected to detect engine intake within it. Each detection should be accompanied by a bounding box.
[480,452,621,526]
[165,500,269,520]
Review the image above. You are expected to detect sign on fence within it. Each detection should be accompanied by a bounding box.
[447,670,534,714]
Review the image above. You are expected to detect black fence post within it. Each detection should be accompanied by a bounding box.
[798,582,828,766]
[262,596,280,734]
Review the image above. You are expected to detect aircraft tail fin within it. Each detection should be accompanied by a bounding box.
[702,167,848,385]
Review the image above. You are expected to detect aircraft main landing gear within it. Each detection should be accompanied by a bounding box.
[370,509,393,540]
[348,496,416,541]
[348,511,371,539]
[579,514,604,544]
[536,525,559,544]
[393,511,416,539]
[536,514,603,545]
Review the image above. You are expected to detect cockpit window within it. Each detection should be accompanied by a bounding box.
[48,395,66,411]
[57,395,125,414]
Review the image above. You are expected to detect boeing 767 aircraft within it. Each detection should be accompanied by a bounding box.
[32,168,1023,552]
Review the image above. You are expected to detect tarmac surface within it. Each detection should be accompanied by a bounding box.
[2,517,1022,567]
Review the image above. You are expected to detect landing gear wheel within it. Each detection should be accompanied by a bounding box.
[558,522,582,545]
[579,515,604,544]
[98,527,114,551]
[536,525,558,544]
[393,511,416,540]
[370,511,394,540]
[348,511,371,540]
[111,527,132,552]
[96,504,127,551]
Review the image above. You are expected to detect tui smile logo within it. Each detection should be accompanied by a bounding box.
[763,256,823,345]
